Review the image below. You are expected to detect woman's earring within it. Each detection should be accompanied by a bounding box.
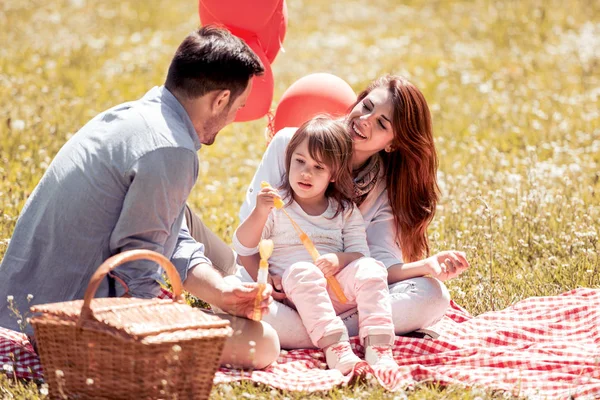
[385,145,393,153]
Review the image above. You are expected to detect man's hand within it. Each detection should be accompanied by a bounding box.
[215,282,274,320]
[315,253,341,277]
[268,274,286,301]
[425,251,470,281]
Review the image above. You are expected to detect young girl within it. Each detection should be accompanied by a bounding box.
[233,116,399,374]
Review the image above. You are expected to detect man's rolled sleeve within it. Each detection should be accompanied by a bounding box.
[171,216,213,283]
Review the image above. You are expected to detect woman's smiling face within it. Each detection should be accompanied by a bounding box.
[347,87,395,166]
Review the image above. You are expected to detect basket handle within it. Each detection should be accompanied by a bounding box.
[79,249,186,322]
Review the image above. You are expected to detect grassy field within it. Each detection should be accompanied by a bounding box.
[1,0,599,398]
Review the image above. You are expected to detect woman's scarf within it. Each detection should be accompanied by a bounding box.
[353,155,381,207]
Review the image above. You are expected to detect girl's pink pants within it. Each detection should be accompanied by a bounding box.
[281,257,394,347]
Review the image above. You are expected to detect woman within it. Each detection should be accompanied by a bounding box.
[234,75,470,349]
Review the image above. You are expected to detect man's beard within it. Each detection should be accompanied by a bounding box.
[201,111,227,145]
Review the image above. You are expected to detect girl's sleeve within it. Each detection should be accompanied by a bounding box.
[364,193,404,268]
[232,211,274,256]
[342,205,371,256]
[239,128,296,222]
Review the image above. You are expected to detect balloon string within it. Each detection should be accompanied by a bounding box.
[265,111,276,145]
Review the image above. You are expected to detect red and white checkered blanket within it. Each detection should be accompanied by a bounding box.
[3,288,600,398]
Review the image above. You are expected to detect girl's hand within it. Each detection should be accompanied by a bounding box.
[268,274,286,301]
[425,251,470,281]
[315,253,341,277]
[255,187,282,215]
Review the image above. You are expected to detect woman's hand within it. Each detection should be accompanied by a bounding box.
[255,186,282,215]
[425,251,470,281]
[315,253,342,277]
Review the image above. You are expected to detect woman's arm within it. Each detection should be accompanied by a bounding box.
[362,190,469,283]
[361,190,404,269]
[386,260,432,283]
[388,251,470,283]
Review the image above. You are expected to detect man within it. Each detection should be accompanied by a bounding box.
[0,26,279,368]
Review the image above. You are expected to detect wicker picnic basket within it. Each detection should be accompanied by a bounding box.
[29,249,232,400]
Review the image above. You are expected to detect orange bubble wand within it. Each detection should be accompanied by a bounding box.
[252,239,274,321]
[261,182,348,304]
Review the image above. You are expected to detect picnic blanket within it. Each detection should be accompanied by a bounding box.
[2,288,600,398]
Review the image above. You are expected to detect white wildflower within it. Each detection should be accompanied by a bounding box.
[10,120,25,131]
[69,0,86,8]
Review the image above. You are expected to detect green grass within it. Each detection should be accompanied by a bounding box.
[1,0,599,398]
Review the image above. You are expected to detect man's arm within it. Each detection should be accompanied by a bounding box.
[170,212,214,282]
[109,148,198,297]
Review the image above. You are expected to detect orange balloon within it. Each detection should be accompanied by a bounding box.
[234,38,274,122]
[199,0,281,32]
[273,73,356,133]
[256,0,287,63]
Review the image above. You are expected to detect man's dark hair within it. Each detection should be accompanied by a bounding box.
[165,26,264,102]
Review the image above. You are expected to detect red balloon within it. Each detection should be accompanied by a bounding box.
[198,1,218,26]
[199,0,281,33]
[256,0,287,64]
[273,73,357,133]
[234,39,274,122]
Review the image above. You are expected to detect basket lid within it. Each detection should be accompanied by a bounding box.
[31,297,230,340]
[30,250,235,342]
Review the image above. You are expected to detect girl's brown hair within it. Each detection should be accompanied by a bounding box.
[279,116,354,217]
[354,75,439,262]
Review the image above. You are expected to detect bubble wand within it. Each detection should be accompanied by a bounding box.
[261,182,348,303]
[252,239,274,321]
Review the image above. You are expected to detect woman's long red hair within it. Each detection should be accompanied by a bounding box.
[355,75,439,262]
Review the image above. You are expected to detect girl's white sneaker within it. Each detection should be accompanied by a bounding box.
[364,335,399,368]
[365,345,399,368]
[325,341,361,375]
